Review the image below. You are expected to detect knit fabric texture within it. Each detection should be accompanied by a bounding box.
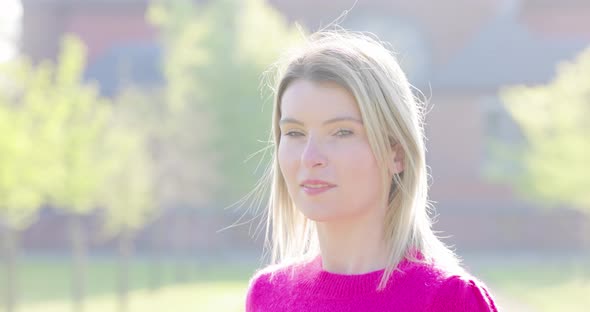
[246,255,498,312]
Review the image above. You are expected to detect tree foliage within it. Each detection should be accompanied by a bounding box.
[487,47,590,215]
[147,0,303,204]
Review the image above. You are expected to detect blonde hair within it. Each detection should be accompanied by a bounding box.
[256,29,463,290]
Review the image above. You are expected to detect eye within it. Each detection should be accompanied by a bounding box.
[283,130,305,137]
[335,129,353,137]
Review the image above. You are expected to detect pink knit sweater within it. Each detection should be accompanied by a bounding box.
[246,255,498,311]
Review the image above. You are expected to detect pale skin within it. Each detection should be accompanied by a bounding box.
[278,79,404,275]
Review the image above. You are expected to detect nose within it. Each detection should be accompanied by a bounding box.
[301,135,328,169]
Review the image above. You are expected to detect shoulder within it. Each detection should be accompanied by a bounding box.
[398,259,498,312]
[428,273,498,312]
[245,261,301,312]
[245,265,278,312]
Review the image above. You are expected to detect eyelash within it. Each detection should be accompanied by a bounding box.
[283,129,354,137]
[335,129,353,137]
[284,130,304,137]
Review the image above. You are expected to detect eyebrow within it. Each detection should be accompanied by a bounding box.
[279,117,364,126]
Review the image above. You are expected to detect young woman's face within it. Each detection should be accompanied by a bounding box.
[278,79,387,223]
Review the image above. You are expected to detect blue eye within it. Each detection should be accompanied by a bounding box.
[335,129,353,137]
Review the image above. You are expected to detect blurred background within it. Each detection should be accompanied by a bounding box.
[0,0,588,311]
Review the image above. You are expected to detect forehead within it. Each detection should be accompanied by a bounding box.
[280,79,361,119]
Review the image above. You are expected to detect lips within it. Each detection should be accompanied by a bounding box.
[300,179,336,195]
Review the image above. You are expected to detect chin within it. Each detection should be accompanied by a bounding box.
[297,206,336,223]
[297,205,349,223]
[303,214,332,223]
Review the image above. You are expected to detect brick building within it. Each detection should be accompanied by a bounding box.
[17,0,590,254]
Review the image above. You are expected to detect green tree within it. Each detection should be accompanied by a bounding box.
[142,0,303,284]
[147,0,303,205]
[107,83,218,288]
[38,35,114,312]
[0,90,47,312]
[486,47,590,245]
[96,112,156,312]
[0,51,79,312]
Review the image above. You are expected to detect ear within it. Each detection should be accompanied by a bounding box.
[390,143,405,175]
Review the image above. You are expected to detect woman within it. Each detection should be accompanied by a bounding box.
[245,30,498,311]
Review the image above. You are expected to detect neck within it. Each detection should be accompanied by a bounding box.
[316,207,389,275]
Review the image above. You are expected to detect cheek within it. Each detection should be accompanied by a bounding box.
[339,143,383,195]
[278,142,299,182]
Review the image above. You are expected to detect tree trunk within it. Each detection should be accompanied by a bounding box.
[583,215,590,251]
[174,212,189,283]
[69,214,86,312]
[148,223,163,291]
[1,224,18,312]
[117,229,134,312]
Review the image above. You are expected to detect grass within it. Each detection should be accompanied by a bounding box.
[2,256,255,312]
[474,257,590,312]
[18,282,248,312]
[2,254,589,312]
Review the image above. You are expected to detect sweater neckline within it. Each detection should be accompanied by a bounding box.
[297,255,415,298]
[314,255,387,277]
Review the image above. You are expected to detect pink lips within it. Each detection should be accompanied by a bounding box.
[300,179,336,196]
